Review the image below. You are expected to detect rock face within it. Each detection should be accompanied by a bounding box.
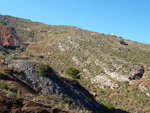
[0,26,20,49]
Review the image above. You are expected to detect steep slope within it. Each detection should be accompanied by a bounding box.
[0,14,150,112]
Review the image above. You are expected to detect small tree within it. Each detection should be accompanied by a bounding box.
[65,67,80,79]
[120,39,128,45]
[35,63,53,78]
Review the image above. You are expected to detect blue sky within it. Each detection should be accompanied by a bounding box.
[0,0,150,44]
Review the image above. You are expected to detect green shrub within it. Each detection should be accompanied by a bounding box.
[0,71,9,80]
[134,75,141,80]
[12,56,18,60]
[37,55,44,59]
[16,48,23,52]
[35,63,53,78]
[0,82,8,90]
[65,67,80,79]
[120,39,128,45]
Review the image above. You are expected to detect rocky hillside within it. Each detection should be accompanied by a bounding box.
[0,14,150,112]
[7,60,105,113]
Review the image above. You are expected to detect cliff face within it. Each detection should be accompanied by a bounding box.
[0,26,20,49]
